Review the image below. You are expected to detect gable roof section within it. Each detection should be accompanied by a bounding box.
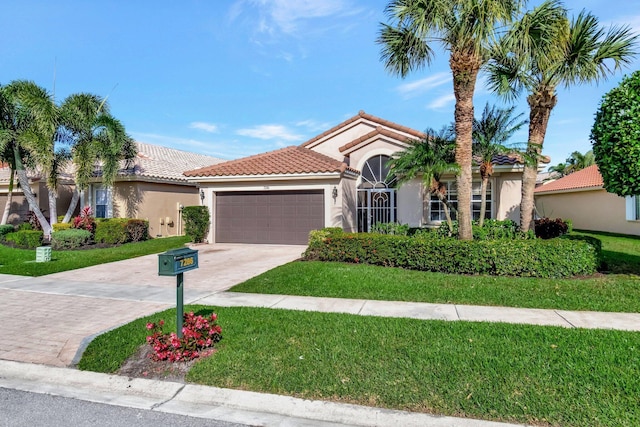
[301,110,423,149]
[339,126,418,154]
[118,142,225,183]
[184,145,359,178]
[534,164,603,194]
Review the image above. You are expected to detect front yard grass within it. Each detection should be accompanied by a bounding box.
[229,231,640,313]
[79,305,640,427]
[0,235,190,276]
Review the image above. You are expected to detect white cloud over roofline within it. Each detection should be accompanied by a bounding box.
[189,122,219,133]
[236,124,304,141]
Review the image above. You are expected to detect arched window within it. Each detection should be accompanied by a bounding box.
[358,155,397,189]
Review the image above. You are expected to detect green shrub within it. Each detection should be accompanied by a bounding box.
[126,219,149,242]
[435,219,534,240]
[371,222,410,235]
[51,229,92,250]
[304,232,600,278]
[52,223,72,232]
[182,206,210,243]
[535,217,570,239]
[308,227,344,246]
[18,222,33,231]
[95,218,129,244]
[0,224,15,239]
[5,230,44,249]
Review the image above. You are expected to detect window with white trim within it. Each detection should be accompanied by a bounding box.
[93,185,113,218]
[625,196,640,221]
[429,180,492,221]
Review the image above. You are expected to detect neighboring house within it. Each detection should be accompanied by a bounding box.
[535,164,640,236]
[185,111,530,245]
[0,166,75,226]
[1,142,224,237]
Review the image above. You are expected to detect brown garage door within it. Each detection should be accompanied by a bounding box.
[215,190,325,244]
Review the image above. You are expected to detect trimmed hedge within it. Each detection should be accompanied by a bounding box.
[434,219,535,240]
[4,230,44,249]
[303,232,600,278]
[95,218,129,244]
[51,229,92,250]
[52,223,72,232]
[126,219,149,242]
[0,225,15,239]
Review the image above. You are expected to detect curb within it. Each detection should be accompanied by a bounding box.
[0,360,525,427]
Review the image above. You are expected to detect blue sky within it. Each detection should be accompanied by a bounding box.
[2,0,639,166]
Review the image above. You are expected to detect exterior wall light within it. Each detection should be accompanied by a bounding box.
[200,189,205,203]
[332,186,338,199]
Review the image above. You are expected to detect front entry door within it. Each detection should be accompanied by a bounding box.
[357,188,396,232]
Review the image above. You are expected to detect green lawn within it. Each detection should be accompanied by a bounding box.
[0,236,190,276]
[79,305,640,427]
[229,231,640,313]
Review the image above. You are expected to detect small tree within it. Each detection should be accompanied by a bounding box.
[182,206,210,243]
[591,70,640,196]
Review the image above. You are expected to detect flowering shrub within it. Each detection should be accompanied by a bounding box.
[72,206,97,237]
[146,312,222,362]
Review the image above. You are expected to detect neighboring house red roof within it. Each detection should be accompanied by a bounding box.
[534,164,603,194]
[184,145,358,178]
[301,110,424,148]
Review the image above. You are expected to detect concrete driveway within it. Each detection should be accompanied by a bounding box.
[0,244,305,367]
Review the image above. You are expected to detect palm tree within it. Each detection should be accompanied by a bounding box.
[488,0,638,231]
[0,80,58,236]
[58,93,136,223]
[472,103,526,226]
[378,0,523,240]
[388,126,460,233]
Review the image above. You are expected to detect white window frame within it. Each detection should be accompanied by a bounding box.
[90,184,113,219]
[625,196,640,221]
[429,180,493,222]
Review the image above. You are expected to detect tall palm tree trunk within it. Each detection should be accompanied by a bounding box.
[1,169,15,225]
[63,187,80,223]
[479,176,489,227]
[48,189,57,225]
[13,146,52,237]
[520,93,556,231]
[452,57,480,241]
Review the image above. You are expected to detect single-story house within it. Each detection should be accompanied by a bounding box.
[185,111,530,245]
[535,164,640,236]
[1,142,224,237]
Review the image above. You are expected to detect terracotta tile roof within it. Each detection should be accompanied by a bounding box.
[339,127,417,153]
[184,145,359,178]
[534,164,603,194]
[117,142,225,182]
[301,110,423,148]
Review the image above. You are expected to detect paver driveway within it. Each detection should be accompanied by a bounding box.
[0,244,305,367]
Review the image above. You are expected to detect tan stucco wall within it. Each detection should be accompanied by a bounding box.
[494,172,522,222]
[397,178,424,226]
[341,176,358,233]
[536,189,640,236]
[112,182,199,237]
[1,181,74,226]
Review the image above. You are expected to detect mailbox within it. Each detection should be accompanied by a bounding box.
[158,248,199,276]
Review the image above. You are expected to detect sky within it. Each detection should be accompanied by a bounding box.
[2,0,639,167]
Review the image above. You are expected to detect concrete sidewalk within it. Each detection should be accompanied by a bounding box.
[199,292,640,331]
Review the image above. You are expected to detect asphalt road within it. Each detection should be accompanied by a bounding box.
[0,387,244,427]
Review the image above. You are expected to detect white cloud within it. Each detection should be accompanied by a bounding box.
[296,119,333,133]
[236,124,304,141]
[427,94,456,110]
[397,73,451,99]
[252,0,351,34]
[189,122,219,133]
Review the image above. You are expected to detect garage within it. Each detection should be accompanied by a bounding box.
[215,190,325,244]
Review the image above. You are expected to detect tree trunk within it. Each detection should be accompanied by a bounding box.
[479,176,488,227]
[48,189,57,225]
[13,146,52,237]
[436,191,456,235]
[520,91,556,231]
[63,187,80,223]
[451,54,480,241]
[1,169,15,225]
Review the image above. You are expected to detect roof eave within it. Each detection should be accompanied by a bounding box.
[187,172,344,183]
